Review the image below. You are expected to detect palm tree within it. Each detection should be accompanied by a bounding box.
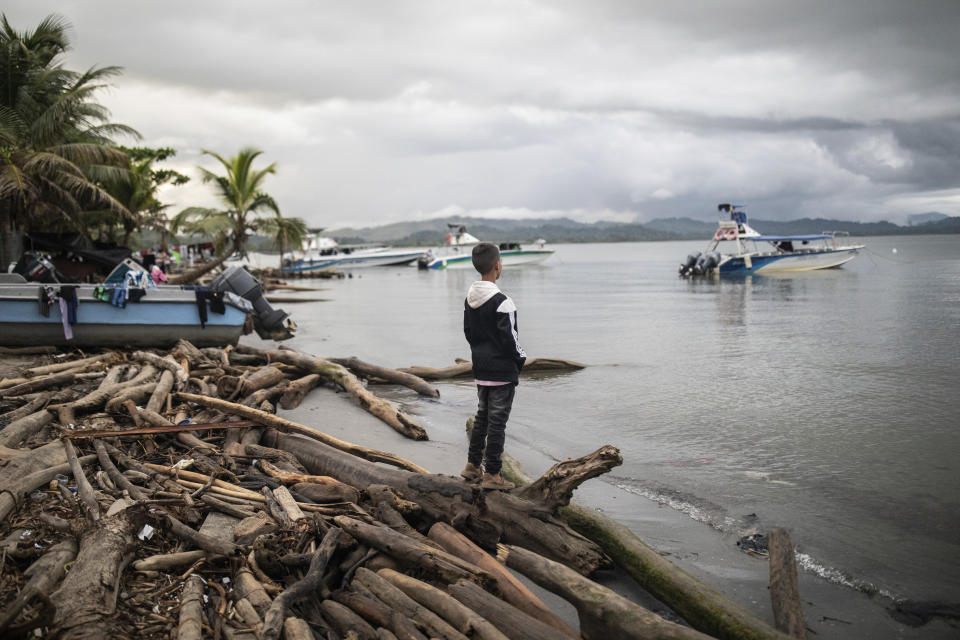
[169,147,279,283]
[0,14,138,264]
[260,211,308,272]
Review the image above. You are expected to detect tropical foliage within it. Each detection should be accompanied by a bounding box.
[169,147,284,282]
[0,13,138,234]
[260,211,308,270]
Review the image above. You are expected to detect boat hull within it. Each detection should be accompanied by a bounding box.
[425,249,555,270]
[284,249,425,273]
[0,284,247,348]
[717,247,861,274]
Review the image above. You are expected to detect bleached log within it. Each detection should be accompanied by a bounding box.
[0,410,53,448]
[0,539,77,633]
[145,369,175,413]
[176,574,205,640]
[103,381,158,413]
[131,350,189,386]
[26,352,115,377]
[278,373,322,410]
[331,357,440,398]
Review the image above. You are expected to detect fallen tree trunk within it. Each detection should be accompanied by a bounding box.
[176,392,428,472]
[0,456,95,521]
[145,370,175,413]
[427,522,577,637]
[502,544,713,640]
[0,539,77,633]
[398,357,586,380]
[0,409,53,448]
[176,574,205,640]
[131,350,189,387]
[103,381,158,414]
[517,445,623,511]
[0,396,47,423]
[263,431,610,575]
[378,568,510,640]
[331,590,428,640]
[0,372,100,398]
[278,374,322,410]
[26,352,115,377]
[236,346,428,440]
[447,579,562,640]
[218,365,287,399]
[353,567,469,640]
[331,357,440,398]
[768,528,805,638]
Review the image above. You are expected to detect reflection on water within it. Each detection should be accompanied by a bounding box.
[287,235,960,604]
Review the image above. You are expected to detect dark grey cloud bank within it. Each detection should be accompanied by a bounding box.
[6,0,960,226]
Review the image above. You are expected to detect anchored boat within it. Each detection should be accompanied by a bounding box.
[283,232,425,273]
[418,224,555,270]
[679,204,864,276]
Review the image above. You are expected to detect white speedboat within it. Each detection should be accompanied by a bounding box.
[418,224,555,270]
[679,204,864,276]
[284,233,425,273]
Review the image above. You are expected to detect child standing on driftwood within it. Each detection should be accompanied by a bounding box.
[461,243,526,489]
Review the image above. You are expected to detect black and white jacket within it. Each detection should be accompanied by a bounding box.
[464,281,527,384]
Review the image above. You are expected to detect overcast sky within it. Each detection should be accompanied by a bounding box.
[6,1,960,227]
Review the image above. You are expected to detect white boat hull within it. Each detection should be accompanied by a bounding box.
[424,249,554,270]
[285,248,425,272]
[717,247,861,274]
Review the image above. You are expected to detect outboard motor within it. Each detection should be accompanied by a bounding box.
[211,266,290,339]
[701,251,721,273]
[692,253,709,275]
[679,251,701,276]
[13,252,64,283]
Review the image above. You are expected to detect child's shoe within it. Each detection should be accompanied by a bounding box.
[460,462,481,481]
[480,473,515,490]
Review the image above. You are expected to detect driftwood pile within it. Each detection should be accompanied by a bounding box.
[0,342,797,640]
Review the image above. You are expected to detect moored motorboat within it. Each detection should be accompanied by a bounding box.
[679,204,864,276]
[418,224,555,270]
[283,232,425,273]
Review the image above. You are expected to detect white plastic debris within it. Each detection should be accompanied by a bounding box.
[137,524,155,541]
[171,458,195,470]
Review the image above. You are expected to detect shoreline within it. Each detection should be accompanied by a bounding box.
[274,369,957,640]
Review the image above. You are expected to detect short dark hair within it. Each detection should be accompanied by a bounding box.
[472,243,500,274]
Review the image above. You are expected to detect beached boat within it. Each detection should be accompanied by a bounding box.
[0,264,292,348]
[283,232,425,273]
[417,224,555,270]
[679,204,864,276]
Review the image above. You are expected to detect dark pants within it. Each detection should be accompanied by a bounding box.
[468,384,516,475]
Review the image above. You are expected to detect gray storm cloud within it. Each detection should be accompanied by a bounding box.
[4,0,959,226]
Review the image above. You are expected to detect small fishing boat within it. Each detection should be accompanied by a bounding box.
[679,204,864,276]
[283,232,425,273]
[0,261,293,348]
[417,224,555,270]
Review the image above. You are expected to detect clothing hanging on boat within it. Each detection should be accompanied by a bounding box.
[38,286,54,317]
[208,291,225,314]
[127,288,147,303]
[59,286,78,324]
[58,298,73,340]
[194,287,210,328]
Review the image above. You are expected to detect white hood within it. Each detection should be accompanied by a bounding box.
[466,281,500,309]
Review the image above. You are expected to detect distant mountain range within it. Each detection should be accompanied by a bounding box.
[328,212,960,245]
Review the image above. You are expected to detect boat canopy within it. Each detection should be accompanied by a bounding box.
[749,234,833,242]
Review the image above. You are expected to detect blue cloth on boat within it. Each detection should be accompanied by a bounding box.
[59,286,78,324]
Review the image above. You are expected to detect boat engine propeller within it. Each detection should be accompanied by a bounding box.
[211,266,293,340]
[679,251,701,276]
[680,251,721,276]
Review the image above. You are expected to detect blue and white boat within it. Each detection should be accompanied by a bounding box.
[0,263,292,348]
[679,204,864,276]
[418,224,555,270]
[283,233,425,273]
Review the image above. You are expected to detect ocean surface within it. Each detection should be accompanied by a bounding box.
[281,234,960,605]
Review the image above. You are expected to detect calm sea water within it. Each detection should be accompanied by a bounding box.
[285,235,960,603]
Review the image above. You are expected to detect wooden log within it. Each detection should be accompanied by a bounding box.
[133,549,210,572]
[332,591,429,640]
[261,527,341,640]
[265,431,610,576]
[235,346,429,440]
[247,445,307,473]
[447,579,563,640]
[0,396,47,422]
[63,438,100,523]
[93,439,148,501]
[52,364,158,421]
[26,352,115,377]
[399,357,586,380]
[145,369,175,413]
[241,380,289,408]
[131,350,189,386]
[176,574,205,640]
[261,486,290,526]
[768,528,806,638]
[137,407,216,452]
[558,502,794,640]
[235,567,274,617]
[378,568,510,640]
[218,365,287,399]
[0,440,68,488]
[103,381,158,413]
[0,539,77,633]
[353,567,469,640]
[283,618,315,640]
[0,345,56,355]
[272,485,306,522]
[50,512,136,638]
[0,371,99,398]
[258,459,350,489]
[334,516,493,588]
[320,600,379,640]
[427,522,577,637]
[502,544,713,640]
[278,373,322,410]
[331,357,440,398]
[0,409,53,448]
[517,444,623,510]
[176,392,428,472]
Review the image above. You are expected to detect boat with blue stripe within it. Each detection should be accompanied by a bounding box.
[418,224,555,270]
[679,204,864,276]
